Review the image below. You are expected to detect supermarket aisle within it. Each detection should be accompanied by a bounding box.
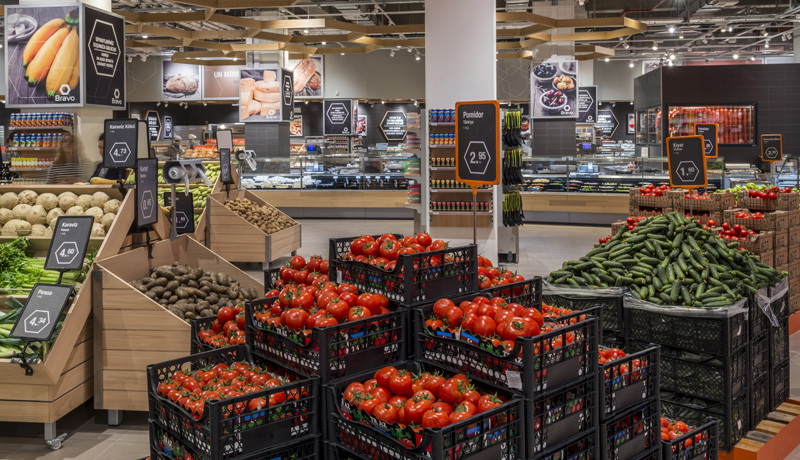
[0,219,796,459]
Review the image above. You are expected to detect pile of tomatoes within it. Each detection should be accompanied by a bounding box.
[196,302,248,350]
[683,192,713,201]
[746,186,792,200]
[733,210,765,220]
[598,347,627,365]
[477,265,525,290]
[275,255,329,289]
[661,417,695,442]
[255,281,391,335]
[717,222,758,241]
[343,232,447,271]
[155,361,293,421]
[637,184,671,197]
[342,366,506,435]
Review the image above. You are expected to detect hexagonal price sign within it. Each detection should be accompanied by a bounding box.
[666,136,707,189]
[694,123,718,158]
[10,284,74,342]
[108,142,131,164]
[761,134,782,162]
[45,216,94,271]
[103,119,138,168]
[23,310,50,335]
[136,159,159,228]
[455,101,500,188]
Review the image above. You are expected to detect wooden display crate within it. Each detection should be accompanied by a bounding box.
[672,189,735,211]
[788,209,800,227]
[93,235,264,411]
[629,187,673,209]
[206,188,301,263]
[736,190,800,212]
[775,249,789,268]
[724,209,789,232]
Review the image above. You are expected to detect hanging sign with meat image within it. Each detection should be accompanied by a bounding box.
[239,68,286,122]
[289,56,322,98]
[162,61,201,100]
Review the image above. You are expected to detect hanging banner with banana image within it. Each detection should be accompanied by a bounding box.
[5,5,83,107]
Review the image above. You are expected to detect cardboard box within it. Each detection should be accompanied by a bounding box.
[789,259,800,278]
[630,188,672,209]
[736,190,800,211]
[712,228,773,255]
[790,228,800,246]
[672,189,735,211]
[755,250,775,267]
[776,263,789,272]
[790,244,800,263]
[611,221,626,235]
[788,209,800,227]
[724,209,789,232]
[775,249,789,268]
[775,230,789,250]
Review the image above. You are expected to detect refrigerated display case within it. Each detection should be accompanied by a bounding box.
[636,106,662,146]
[667,104,756,145]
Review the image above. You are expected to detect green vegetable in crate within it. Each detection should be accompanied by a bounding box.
[546,212,784,308]
[0,297,64,361]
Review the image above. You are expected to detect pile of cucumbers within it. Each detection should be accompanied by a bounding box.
[547,212,785,308]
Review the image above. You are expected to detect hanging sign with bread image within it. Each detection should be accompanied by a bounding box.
[288,56,323,98]
[239,67,292,122]
[162,61,201,100]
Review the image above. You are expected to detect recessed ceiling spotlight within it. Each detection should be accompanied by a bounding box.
[381,100,385,104]
[669,26,675,33]
[679,34,684,39]
[750,56,756,61]
[143,34,148,39]
[668,60,674,66]
[233,57,238,61]
[156,102,161,107]
[733,53,739,59]
[203,102,207,106]
[304,100,309,104]
[407,48,412,52]
[140,55,147,62]
[670,53,676,60]
[321,41,326,45]
[303,29,308,34]
[702,38,708,44]
[389,50,395,57]
[629,60,635,68]
[340,52,345,55]
[414,100,418,107]
[765,41,770,48]
[396,45,401,49]
[604,57,610,62]
[652,42,658,50]
[164,102,168,107]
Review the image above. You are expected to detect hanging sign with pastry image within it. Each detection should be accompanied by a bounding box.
[288,56,323,98]
[239,67,292,122]
[162,61,201,101]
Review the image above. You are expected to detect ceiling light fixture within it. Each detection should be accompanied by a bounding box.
[623,42,630,49]
[303,29,308,34]
[164,102,168,107]
[321,41,326,45]
[668,60,674,66]
[750,56,756,61]
[140,55,147,62]
[407,47,412,52]
[788,33,793,40]
[203,102,207,106]
[396,45,401,49]
[733,53,739,59]
[233,57,238,61]
[304,100,309,105]
[415,53,421,61]
[604,57,610,62]
[703,38,708,44]
[414,100,418,107]
[679,34,684,39]
[629,60,635,68]
[652,43,658,50]
[340,52,345,55]
[765,41,770,48]
[156,102,161,107]
[143,34,148,39]
[127,56,133,63]
[728,25,733,32]
[381,100,385,104]
[763,30,769,36]
[669,26,675,33]
[389,50,395,57]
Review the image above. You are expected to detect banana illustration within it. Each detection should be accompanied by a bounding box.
[46,27,79,96]
[25,25,70,85]
[67,59,79,92]
[22,18,65,67]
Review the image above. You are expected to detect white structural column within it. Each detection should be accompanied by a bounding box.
[425,0,499,258]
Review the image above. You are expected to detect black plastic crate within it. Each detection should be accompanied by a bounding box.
[329,235,478,307]
[263,267,281,291]
[533,429,599,460]
[526,374,599,456]
[150,424,320,460]
[601,345,660,421]
[629,447,662,460]
[325,361,524,460]
[191,316,221,355]
[147,345,319,460]
[543,282,625,335]
[750,333,769,383]
[750,374,770,429]
[624,296,748,356]
[769,278,789,322]
[770,358,790,411]
[414,303,598,397]
[482,277,543,309]
[602,331,628,350]
[661,390,748,452]
[600,398,661,460]
[749,290,771,342]
[661,419,718,460]
[769,318,789,367]
[245,297,407,383]
[632,341,747,404]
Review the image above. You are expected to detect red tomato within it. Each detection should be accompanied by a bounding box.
[293,269,309,284]
[389,370,413,397]
[473,316,497,338]
[284,309,308,330]
[422,407,450,428]
[380,239,401,260]
[315,316,338,328]
[357,293,382,315]
[476,303,502,318]
[430,240,447,251]
[347,306,371,322]
[362,241,379,258]
[368,386,391,403]
[437,378,465,405]
[350,237,367,256]
[373,402,398,425]
[423,375,445,399]
[444,306,464,328]
[358,395,381,414]
[217,306,235,324]
[433,299,455,319]
[339,292,358,307]
[521,308,544,328]
[416,232,433,248]
[461,312,478,332]
[374,366,398,389]
[403,394,433,425]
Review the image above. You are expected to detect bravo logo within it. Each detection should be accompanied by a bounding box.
[55,84,76,102]
[112,88,123,106]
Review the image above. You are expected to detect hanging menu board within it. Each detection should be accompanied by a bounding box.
[45,216,94,272]
[10,284,74,342]
[135,158,158,228]
[103,118,137,169]
[455,100,501,187]
[576,86,597,123]
[667,136,708,189]
[761,134,782,162]
[324,99,356,135]
[596,110,618,137]
[146,111,161,141]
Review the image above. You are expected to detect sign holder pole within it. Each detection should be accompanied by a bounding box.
[472,187,478,245]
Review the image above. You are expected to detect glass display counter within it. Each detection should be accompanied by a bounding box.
[667,104,756,145]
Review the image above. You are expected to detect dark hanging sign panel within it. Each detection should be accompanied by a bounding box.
[146,110,161,141]
[576,86,597,123]
[163,192,195,234]
[44,216,94,271]
[10,284,74,342]
[281,71,294,121]
[595,110,619,137]
[219,148,234,184]
[455,101,501,187]
[667,136,708,189]
[163,115,173,139]
[103,118,137,169]
[761,134,782,162]
[694,123,718,158]
[380,111,407,141]
[135,158,158,228]
[83,5,125,108]
[323,99,354,135]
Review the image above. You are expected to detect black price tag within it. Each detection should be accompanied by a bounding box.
[456,101,501,187]
[163,115,173,139]
[694,123,718,158]
[146,111,161,141]
[10,284,73,342]
[761,134,782,162]
[164,192,195,234]
[219,148,234,184]
[103,118,138,169]
[667,136,708,189]
[44,216,93,272]
[136,158,159,228]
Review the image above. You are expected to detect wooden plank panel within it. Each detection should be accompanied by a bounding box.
[103,369,148,392]
[0,382,56,401]
[755,420,785,435]
[0,378,93,423]
[75,319,93,343]
[65,339,92,369]
[103,349,189,371]
[209,231,266,245]
[102,310,189,331]
[100,290,175,311]
[777,403,800,415]
[102,329,188,351]
[102,390,148,412]
[54,360,93,398]
[735,438,765,452]
[51,378,93,422]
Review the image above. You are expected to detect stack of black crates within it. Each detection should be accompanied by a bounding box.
[765,280,791,413]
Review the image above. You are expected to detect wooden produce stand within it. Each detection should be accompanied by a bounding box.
[0,184,126,448]
[93,233,264,412]
[205,183,301,265]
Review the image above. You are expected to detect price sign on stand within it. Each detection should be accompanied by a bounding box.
[667,136,708,189]
[10,284,73,343]
[761,134,783,162]
[44,216,93,272]
[163,192,196,234]
[694,123,718,158]
[456,100,500,245]
[219,148,234,185]
[136,158,159,228]
[103,118,138,169]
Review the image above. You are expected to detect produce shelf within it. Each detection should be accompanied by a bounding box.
[429,144,455,149]
[429,167,455,171]
[430,211,493,215]
[9,168,49,172]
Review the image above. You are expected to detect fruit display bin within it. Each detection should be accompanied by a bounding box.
[263,267,281,291]
[661,419,719,460]
[600,345,660,421]
[535,429,599,460]
[661,390,748,452]
[712,228,773,256]
[623,295,748,356]
[736,190,799,211]
[325,361,524,460]
[526,374,599,456]
[328,235,478,307]
[206,189,301,264]
[543,282,626,336]
[147,345,319,460]
[600,397,661,460]
[414,305,599,398]
[246,297,408,383]
[629,188,673,209]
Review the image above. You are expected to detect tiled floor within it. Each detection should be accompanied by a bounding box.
[0,219,798,459]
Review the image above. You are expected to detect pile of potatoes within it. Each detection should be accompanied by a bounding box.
[0,190,120,237]
[224,197,297,235]
[129,262,259,323]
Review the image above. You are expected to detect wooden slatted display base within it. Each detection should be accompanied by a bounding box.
[720,400,800,460]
